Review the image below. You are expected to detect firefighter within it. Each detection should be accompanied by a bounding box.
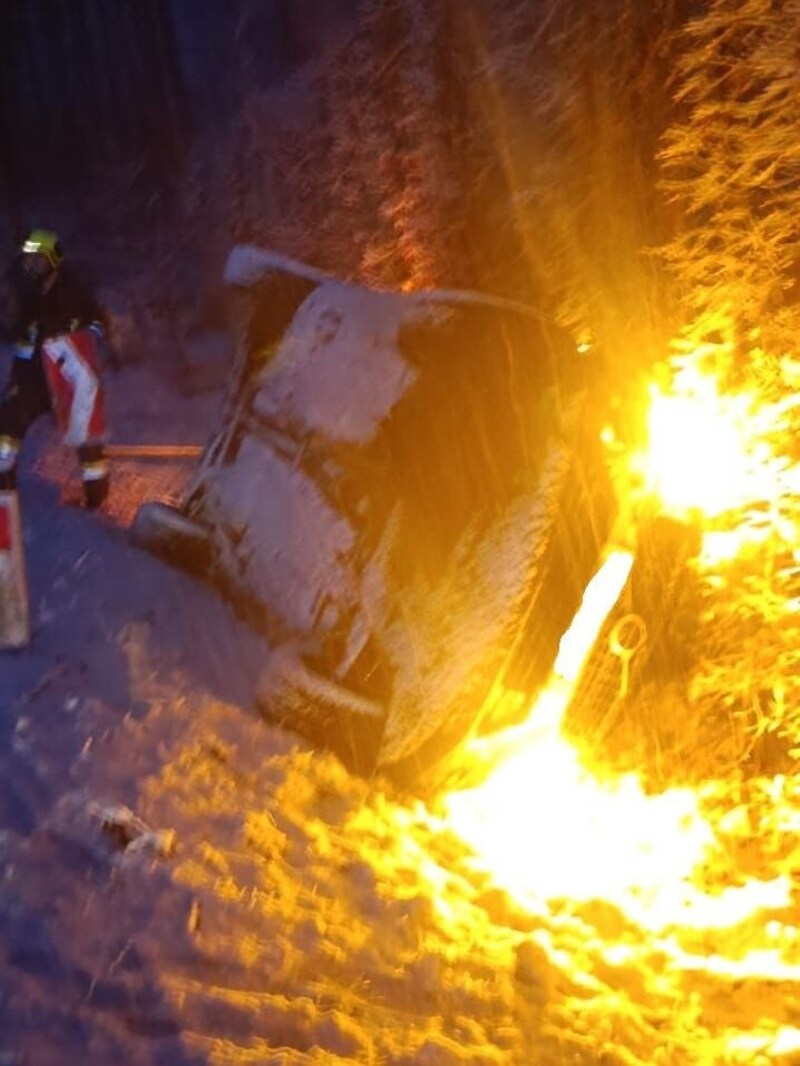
[0,228,110,508]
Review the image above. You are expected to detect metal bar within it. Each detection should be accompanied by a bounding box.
[105,444,203,459]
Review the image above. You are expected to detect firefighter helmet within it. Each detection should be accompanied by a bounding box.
[21,228,63,268]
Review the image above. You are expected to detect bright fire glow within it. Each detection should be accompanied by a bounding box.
[444,704,791,931]
[633,361,799,554]
[441,546,792,934]
[441,356,799,936]
[440,551,725,932]
[444,691,719,931]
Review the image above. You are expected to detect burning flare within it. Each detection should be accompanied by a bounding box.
[642,363,771,517]
[633,358,799,564]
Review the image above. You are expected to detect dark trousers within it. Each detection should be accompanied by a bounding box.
[0,355,52,437]
[0,355,108,506]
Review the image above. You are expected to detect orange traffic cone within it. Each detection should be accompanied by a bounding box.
[0,489,30,648]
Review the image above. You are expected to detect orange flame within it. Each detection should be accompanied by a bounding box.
[632,359,799,565]
[440,355,797,934]
[441,550,728,933]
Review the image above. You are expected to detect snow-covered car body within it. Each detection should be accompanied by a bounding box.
[136,247,615,778]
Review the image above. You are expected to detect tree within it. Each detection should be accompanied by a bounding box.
[463,0,687,364]
[229,0,691,349]
[1,1,186,194]
[659,0,800,392]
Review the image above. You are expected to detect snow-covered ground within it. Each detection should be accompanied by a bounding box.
[2,346,800,1065]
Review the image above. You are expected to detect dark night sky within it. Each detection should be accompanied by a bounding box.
[0,0,357,206]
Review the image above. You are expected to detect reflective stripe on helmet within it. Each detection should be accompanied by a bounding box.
[21,229,62,268]
[80,459,110,482]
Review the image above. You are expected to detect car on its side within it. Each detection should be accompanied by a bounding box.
[133,247,617,782]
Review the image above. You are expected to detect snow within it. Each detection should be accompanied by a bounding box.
[378,447,570,767]
[251,281,420,444]
[224,245,333,291]
[196,276,425,641]
[224,243,557,327]
[210,435,359,636]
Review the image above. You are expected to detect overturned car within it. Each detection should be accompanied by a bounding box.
[133,247,620,780]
